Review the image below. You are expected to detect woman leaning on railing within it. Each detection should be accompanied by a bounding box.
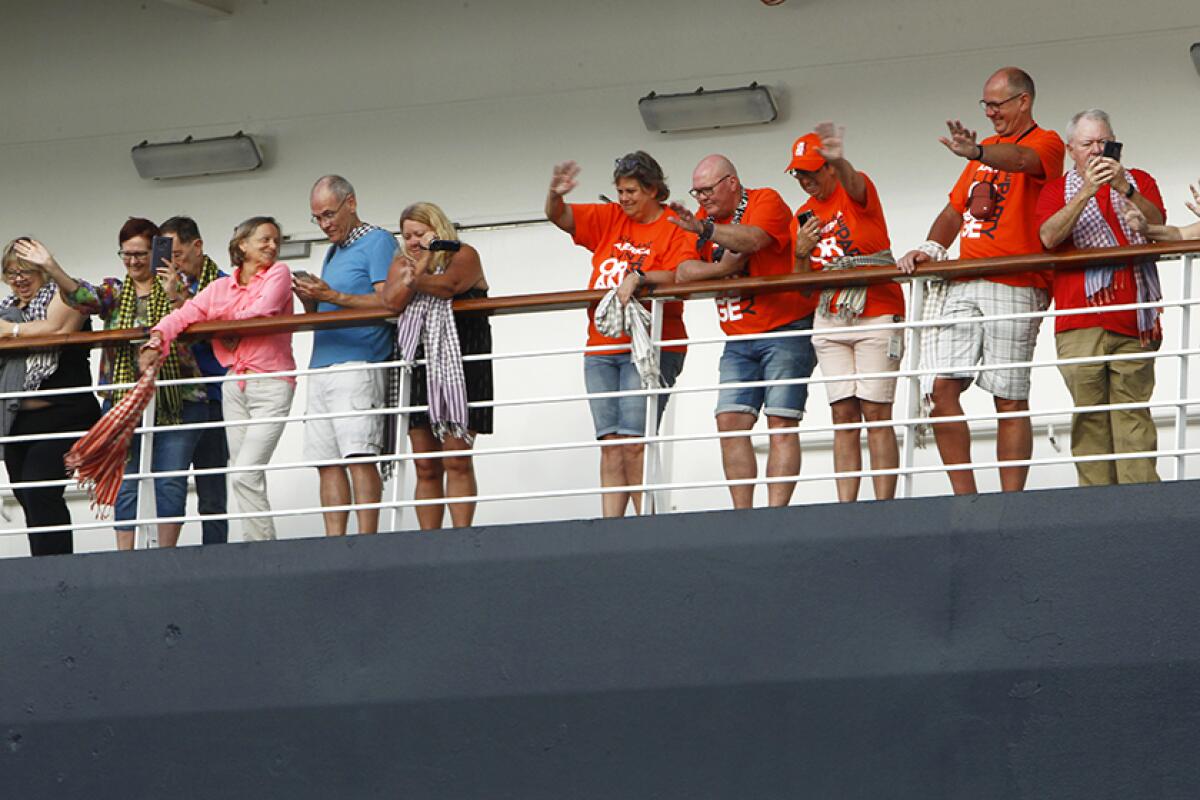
[1,238,101,556]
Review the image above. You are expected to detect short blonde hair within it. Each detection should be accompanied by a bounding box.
[400,201,459,272]
[1,239,49,287]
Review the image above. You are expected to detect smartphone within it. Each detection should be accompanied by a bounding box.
[291,270,314,281]
[1102,140,1123,161]
[796,210,815,226]
[150,235,173,271]
[426,239,462,252]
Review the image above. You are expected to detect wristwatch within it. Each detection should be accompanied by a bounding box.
[1123,183,1136,199]
[697,218,715,248]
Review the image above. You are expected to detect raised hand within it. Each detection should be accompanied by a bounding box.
[1187,181,1200,219]
[549,161,581,197]
[11,238,54,268]
[814,121,845,162]
[939,120,979,160]
[667,201,702,234]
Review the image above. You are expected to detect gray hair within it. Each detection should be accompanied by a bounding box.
[1066,108,1114,143]
[311,174,355,202]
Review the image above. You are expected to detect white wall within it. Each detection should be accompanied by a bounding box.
[3,0,1200,552]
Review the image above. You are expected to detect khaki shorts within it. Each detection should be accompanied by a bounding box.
[303,364,386,461]
[813,314,904,404]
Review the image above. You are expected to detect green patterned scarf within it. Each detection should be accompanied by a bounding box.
[110,277,183,424]
[196,255,220,292]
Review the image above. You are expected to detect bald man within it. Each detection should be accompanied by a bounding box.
[897,67,1064,496]
[672,156,816,509]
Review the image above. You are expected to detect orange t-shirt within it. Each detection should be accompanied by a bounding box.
[948,124,1065,289]
[571,202,695,354]
[794,174,904,318]
[697,187,809,335]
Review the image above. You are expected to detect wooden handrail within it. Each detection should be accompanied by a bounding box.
[2,239,1197,353]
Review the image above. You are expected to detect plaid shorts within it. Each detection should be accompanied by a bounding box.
[932,279,1048,400]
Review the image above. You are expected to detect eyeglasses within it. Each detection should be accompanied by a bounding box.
[979,93,1025,113]
[689,174,733,200]
[310,194,350,225]
[2,268,36,280]
[118,250,150,262]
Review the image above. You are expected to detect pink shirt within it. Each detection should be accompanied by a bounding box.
[153,261,297,386]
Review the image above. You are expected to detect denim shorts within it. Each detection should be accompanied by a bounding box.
[716,316,816,420]
[584,350,685,438]
[114,399,209,528]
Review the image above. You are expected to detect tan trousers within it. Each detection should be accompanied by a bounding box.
[1056,327,1159,486]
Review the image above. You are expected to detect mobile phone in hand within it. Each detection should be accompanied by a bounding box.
[150,236,173,271]
[1102,140,1123,161]
[796,210,815,226]
[291,270,313,281]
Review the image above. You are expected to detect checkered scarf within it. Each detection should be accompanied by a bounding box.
[594,288,662,389]
[109,277,184,424]
[0,282,59,390]
[64,360,160,516]
[395,281,472,444]
[911,241,951,448]
[1065,169,1162,343]
[817,249,897,320]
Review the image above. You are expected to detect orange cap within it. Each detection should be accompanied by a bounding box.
[786,132,826,173]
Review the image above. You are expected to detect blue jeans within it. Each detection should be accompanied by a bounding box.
[716,316,816,419]
[584,350,685,438]
[114,400,209,529]
[193,401,230,544]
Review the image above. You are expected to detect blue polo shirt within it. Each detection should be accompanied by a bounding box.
[309,227,397,369]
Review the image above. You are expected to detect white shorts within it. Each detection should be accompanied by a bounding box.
[813,314,904,404]
[303,364,387,461]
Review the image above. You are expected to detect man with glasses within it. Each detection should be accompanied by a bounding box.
[672,155,815,509]
[294,175,397,536]
[1036,109,1167,486]
[897,67,1064,495]
[157,215,230,543]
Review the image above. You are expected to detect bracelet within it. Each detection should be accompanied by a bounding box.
[11,323,19,338]
[697,218,715,247]
[975,144,985,162]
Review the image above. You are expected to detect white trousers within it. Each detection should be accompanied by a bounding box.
[223,376,295,541]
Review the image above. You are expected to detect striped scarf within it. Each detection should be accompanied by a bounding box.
[1065,169,1162,343]
[817,250,897,320]
[109,277,184,424]
[195,255,220,293]
[0,283,59,390]
[395,282,472,444]
[65,360,161,515]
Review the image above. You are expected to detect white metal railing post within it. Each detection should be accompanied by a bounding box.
[134,394,158,549]
[387,366,412,532]
[640,297,666,515]
[897,277,927,499]
[1173,254,1193,480]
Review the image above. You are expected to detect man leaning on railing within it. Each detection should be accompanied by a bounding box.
[897,67,1064,495]
[1036,109,1167,486]
[671,154,813,510]
[293,175,397,536]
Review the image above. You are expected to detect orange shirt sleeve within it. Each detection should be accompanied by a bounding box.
[740,188,793,254]
[570,203,614,251]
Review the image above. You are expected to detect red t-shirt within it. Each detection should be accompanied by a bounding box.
[697,187,808,335]
[948,124,1065,289]
[794,173,904,318]
[571,202,695,354]
[1035,168,1165,337]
